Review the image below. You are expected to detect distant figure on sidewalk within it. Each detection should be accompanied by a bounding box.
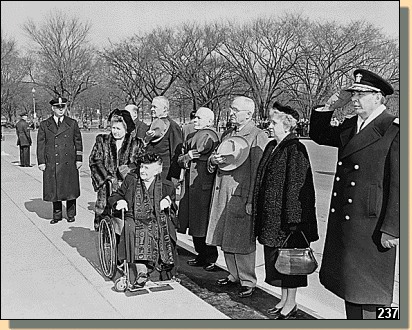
[124,104,149,140]
[181,110,197,140]
[37,97,83,224]
[15,112,32,167]
[310,69,399,319]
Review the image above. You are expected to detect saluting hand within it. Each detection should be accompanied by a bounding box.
[38,164,46,171]
[76,161,82,169]
[381,232,399,249]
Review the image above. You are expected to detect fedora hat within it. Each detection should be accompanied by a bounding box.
[190,128,219,155]
[149,118,170,142]
[217,136,249,171]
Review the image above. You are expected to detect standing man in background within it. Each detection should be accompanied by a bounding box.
[124,104,149,140]
[37,97,83,224]
[15,112,32,167]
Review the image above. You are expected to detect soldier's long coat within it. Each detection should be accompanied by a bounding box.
[37,116,83,202]
[206,121,269,254]
[310,108,399,305]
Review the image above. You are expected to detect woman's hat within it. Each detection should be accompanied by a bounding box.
[108,108,135,134]
[149,118,170,142]
[216,136,249,171]
[272,101,299,121]
[190,128,220,155]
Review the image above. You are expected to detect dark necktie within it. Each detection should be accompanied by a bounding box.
[358,121,365,133]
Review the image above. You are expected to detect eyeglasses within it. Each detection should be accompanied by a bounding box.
[229,107,248,113]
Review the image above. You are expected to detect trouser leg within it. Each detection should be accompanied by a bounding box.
[193,236,218,264]
[345,301,385,319]
[66,199,76,219]
[224,251,257,287]
[23,146,30,166]
[52,201,63,220]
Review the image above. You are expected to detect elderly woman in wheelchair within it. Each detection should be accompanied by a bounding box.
[107,152,178,291]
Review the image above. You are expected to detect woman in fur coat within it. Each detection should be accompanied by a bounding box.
[253,103,319,320]
[89,109,145,230]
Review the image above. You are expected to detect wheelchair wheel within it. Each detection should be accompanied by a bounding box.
[114,276,127,292]
[98,216,117,279]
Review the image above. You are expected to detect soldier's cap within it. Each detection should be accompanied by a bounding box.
[345,69,394,96]
[272,101,300,121]
[50,97,68,107]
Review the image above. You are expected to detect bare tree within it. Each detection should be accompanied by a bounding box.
[23,10,98,114]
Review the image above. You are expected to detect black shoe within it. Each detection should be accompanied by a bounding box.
[238,286,255,298]
[203,263,217,271]
[187,259,205,267]
[275,305,298,320]
[216,277,238,286]
[50,219,61,224]
[267,306,283,316]
[67,217,75,223]
[129,274,148,291]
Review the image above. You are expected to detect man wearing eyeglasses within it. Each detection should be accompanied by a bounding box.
[37,97,83,224]
[309,69,399,319]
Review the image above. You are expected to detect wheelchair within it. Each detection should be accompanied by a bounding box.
[97,180,177,293]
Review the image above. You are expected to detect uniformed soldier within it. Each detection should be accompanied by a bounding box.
[309,69,399,319]
[15,112,32,167]
[37,97,83,224]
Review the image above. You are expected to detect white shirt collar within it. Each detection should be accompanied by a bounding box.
[357,104,386,133]
[54,115,64,124]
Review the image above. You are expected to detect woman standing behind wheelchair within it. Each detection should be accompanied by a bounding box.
[252,102,319,319]
[89,109,145,231]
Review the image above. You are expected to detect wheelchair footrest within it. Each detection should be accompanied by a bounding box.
[148,284,174,292]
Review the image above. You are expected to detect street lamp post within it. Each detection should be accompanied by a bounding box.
[31,88,36,121]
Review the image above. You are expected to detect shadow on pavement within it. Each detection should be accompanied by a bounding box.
[87,201,95,212]
[61,226,109,281]
[176,246,316,320]
[24,198,53,220]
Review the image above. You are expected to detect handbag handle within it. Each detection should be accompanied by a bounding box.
[280,230,310,248]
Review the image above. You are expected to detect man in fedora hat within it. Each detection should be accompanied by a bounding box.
[207,96,269,298]
[177,107,220,272]
[310,69,399,319]
[37,97,83,224]
[124,104,149,140]
[15,112,32,167]
[145,96,183,185]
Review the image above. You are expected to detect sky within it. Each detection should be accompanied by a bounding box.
[1,1,400,50]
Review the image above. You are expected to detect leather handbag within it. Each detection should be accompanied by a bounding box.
[274,231,318,275]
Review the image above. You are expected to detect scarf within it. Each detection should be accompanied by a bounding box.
[134,179,155,225]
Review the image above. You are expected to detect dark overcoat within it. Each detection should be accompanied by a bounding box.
[146,117,183,181]
[89,132,145,215]
[206,121,269,254]
[16,119,32,146]
[177,128,219,236]
[310,108,399,305]
[133,119,149,140]
[37,116,83,202]
[253,134,319,247]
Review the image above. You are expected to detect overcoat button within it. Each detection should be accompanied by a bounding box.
[331,208,335,213]
[351,181,356,186]
[354,165,359,170]
[336,177,340,181]
[338,161,342,166]
[345,215,350,220]
[333,192,337,196]
[348,199,353,203]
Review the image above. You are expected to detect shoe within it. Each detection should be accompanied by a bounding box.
[203,263,217,271]
[275,305,298,320]
[267,306,283,316]
[238,286,255,298]
[187,259,205,267]
[50,219,61,224]
[216,277,238,287]
[67,217,75,223]
[129,274,148,291]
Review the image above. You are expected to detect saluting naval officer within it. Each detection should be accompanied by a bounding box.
[37,97,83,224]
[310,69,399,319]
